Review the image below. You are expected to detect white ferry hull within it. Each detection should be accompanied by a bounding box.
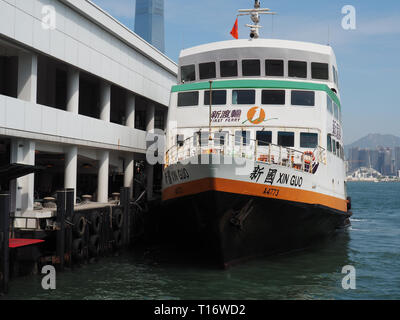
[161,155,350,267]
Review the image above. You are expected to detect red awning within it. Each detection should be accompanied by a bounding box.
[9,238,45,248]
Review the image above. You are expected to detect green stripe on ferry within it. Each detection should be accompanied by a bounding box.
[171,79,341,108]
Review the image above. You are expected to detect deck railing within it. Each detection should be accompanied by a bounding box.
[165,133,325,174]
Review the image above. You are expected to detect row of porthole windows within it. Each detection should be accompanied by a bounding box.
[177,89,316,107]
[327,134,344,160]
[181,60,335,83]
[178,130,319,149]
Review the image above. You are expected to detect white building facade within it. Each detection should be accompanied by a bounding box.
[0,0,177,216]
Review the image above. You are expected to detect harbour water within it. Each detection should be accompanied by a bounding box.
[1,182,399,300]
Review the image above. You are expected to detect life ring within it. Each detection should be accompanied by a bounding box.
[304,151,315,165]
[89,210,102,234]
[347,196,352,211]
[72,213,86,237]
[112,208,124,230]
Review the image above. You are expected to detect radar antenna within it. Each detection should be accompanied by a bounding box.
[237,1,276,39]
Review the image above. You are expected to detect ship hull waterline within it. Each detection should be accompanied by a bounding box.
[160,187,350,268]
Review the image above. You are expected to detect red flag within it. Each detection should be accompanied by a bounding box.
[230,18,239,39]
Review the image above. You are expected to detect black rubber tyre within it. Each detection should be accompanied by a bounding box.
[88,235,100,257]
[347,196,352,211]
[112,208,124,230]
[72,238,84,261]
[89,211,102,234]
[72,213,86,237]
[113,230,123,249]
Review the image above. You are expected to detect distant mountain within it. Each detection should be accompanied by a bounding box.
[345,134,400,157]
[346,133,400,149]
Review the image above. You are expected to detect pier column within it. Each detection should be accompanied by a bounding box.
[100,82,111,122]
[17,52,37,103]
[0,192,10,294]
[97,150,109,203]
[64,146,78,205]
[145,102,155,201]
[10,139,35,214]
[67,67,79,114]
[124,153,135,199]
[126,94,136,128]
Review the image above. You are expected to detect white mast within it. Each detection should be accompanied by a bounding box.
[237,1,276,39]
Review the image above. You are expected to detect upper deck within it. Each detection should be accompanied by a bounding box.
[177,39,340,97]
[166,38,345,167]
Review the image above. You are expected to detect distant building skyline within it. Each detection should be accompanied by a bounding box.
[134,0,165,53]
[348,146,399,176]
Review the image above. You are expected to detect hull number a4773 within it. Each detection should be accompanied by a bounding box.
[263,187,280,197]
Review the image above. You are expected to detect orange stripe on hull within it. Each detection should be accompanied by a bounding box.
[162,178,348,212]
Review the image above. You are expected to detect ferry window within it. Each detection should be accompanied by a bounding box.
[177,134,184,147]
[220,60,238,77]
[278,132,295,147]
[235,131,250,146]
[242,60,261,76]
[177,91,199,107]
[204,90,227,105]
[265,59,284,76]
[311,62,329,80]
[194,131,210,146]
[336,69,339,89]
[333,66,337,84]
[300,133,318,148]
[232,90,255,105]
[336,141,340,157]
[289,61,307,78]
[256,131,272,146]
[181,65,195,82]
[327,134,332,152]
[199,62,216,80]
[333,103,339,120]
[327,95,333,114]
[214,131,229,146]
[332,138,336,153]
[291,91,315,106]
[262,90,285,105]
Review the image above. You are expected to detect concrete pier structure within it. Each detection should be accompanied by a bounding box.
[0,0,177,215]
[64,146,78,204]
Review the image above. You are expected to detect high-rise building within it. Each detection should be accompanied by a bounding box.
[378,147,394,176]
[369,149,380,172]
[135,0,165,53]
[358,149,369,168]
[395,146,400,172]
[349,147,360,172]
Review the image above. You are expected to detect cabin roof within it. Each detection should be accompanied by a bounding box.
[180,39,335,59]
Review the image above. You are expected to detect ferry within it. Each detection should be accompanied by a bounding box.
[161,1,352,267]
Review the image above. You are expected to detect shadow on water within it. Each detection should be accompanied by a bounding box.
[1,231,353,300]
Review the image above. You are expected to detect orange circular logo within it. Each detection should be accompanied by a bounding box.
[247,107,266,124]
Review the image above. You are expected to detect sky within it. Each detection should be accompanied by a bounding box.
[91,0,400,145]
